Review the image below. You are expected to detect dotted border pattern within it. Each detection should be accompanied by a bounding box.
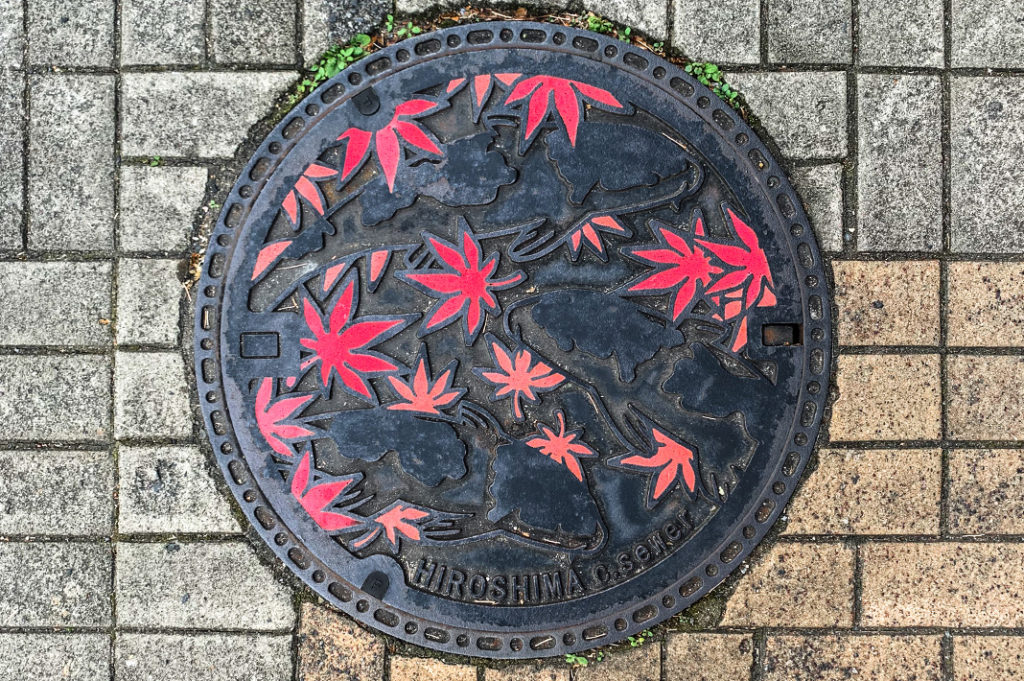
[193,21,833,659]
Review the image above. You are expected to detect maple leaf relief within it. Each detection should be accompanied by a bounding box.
[290,449,362,531]
[399,223,524,344]
[254,377,315,457]
[475,336,565,421]
[525,411,597,482]
[614,426,697,505]
[300,272,411,401]
[350,501,431,551]
[335,98,443,191]
[386,353,465,415]
[504,75,623,146]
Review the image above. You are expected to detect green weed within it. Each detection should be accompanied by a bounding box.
[685,62,741,109]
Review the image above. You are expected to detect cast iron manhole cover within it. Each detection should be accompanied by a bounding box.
[195,22,832,658]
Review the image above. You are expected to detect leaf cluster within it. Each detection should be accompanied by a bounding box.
[684,62,741,109]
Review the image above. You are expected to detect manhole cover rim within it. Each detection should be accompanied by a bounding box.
[194,20,832,659]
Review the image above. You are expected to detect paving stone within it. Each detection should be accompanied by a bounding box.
[119,166,206,253]
[28,75,114,251]
[833,260,940,346]
[296,603,385,681]
[27,0,113,67]
[951,77,1024,253]
[767,0,851,64]
[0,354,111,441]
[763,634,942,681]
[121,0,204,65]
[115,541,295,630]
[673,0,760,64]
[0,450,114,535]
[118,446,239,534]
[858,0,944,67]
[948,262,1024,347]
[320,0,391,48]
[721,542,854,627]
[116,258,183,346]
[954,636,1024,681]
[861,543,1024,627]
[0,70,23,249]
[576,644,660,681]
[302,0,333,67]
[121,72,297,158]
[665,632,753,681]
[949,449,1024,535]
[0,0,23,66]
[0,542,110,626]
[390,656,478,681]
[948,355,1024,441]
[210,0,296,65]
[726,72,847,158]
[586,0,668,40]
[485,664,571,681]
[830,354,941,441]
[0,262,111,346]
[951,0,1024,68]
[116,633,292,681]
[114,352,192,440]
[857,75,943,252]
[784,448,941,534]
[0,634,109,681]
[790,164,843,252]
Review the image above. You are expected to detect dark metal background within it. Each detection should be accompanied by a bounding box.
[194,21,833,659]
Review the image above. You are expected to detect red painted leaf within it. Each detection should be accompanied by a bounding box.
[299,273,411,400]
[475,337,565,421]
[525,411,596,482]
[290,450,361,531]
[398,224,524,343]
[617,427,697,501]
[254,377,314,457]
[252,240,293,280]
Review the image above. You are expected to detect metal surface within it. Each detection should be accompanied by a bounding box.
[194,21,832,658]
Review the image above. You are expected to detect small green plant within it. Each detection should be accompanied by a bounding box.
[685,62,741,109]
[289,34,374,107]
[651,41,664,52]
[208,199,220,210]
[618,26,632,42]
[564,653,589,666]
[627,629,656,647]
[585,13,613,34]
[395,21,422,38]
[147,155,162,167]
[385,14,395,33]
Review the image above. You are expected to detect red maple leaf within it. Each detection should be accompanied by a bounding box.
[281,162,338,226]
[290,449,362,531]
[300,272,411,401]
[446,72,522,120]
[697,208,776,309]
[566,214,631,261]
[254,377,315,456]
[399,223,524,343]
[350,501,431,550]
[614,427,697,504]
[386,353,465,415]
[335,98,442,191]
[504,75,622,146]
[474,337,565,421]
[525,411,596,482]
[624,217,722,320]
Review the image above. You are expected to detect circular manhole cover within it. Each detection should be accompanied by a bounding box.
[195,21,832,658]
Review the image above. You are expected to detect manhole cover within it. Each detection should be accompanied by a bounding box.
[195,21,832,658]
